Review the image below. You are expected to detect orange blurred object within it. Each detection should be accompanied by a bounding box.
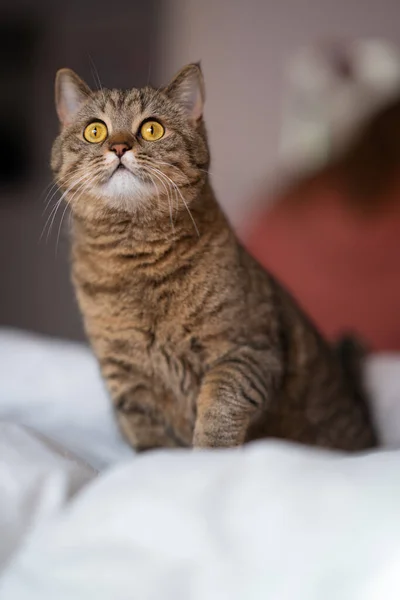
[244,169,400,352]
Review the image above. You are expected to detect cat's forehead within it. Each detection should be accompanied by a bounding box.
[82,87,170,128]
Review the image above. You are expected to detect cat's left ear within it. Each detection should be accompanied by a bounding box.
[55,68,91,127]
[165,63,205,124]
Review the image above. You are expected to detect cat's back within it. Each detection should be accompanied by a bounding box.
[238,245,377,450]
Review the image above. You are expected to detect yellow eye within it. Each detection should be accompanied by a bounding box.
[140,120,165,141]
[83,121,108,143]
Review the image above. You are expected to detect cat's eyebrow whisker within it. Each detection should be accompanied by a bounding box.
[88,54,107,106]
[146,57,152,86]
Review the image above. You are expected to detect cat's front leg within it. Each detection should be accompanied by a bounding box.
[103,364,187,451]
[193,349,281,448]
[115,399,186,451]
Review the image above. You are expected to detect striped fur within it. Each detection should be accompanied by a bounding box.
[51,64,377,451]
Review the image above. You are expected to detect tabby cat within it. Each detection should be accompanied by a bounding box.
[51,63,377,451]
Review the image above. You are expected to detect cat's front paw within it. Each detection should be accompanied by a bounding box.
[192,423,209,448]
[192,421,240,448]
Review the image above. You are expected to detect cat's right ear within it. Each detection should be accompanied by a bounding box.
[55,69,91,127]
[165,63,205,124]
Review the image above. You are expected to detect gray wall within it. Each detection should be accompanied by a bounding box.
[2,0,400,341]
[160,0,400,225]
[0,0,158,340]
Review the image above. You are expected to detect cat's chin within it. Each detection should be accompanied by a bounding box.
[99,168,152,209]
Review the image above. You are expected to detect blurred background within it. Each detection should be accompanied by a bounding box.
[1,0,400,350]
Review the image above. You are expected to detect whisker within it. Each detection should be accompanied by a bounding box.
[139,160,180,221]
[55,200,71,256]
[43,164,94,211]
[42,183,61,215]
[42,198,63,242]
[140,165,175,234]
[88,54,107,105]
[140,162,200,237]
[41,171,92,242]
[43,168,90,216]
[39,180,59,206]
[55,177,90,255]
[179,193,200,237]
[149,159,190,180]
[146,57,152,86]
[137,156,212,179]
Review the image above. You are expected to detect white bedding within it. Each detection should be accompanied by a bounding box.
[1,328,400,599]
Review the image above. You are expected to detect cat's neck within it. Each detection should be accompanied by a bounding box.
[71,180,230,255]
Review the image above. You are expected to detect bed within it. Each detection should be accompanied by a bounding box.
[0,328,400,599]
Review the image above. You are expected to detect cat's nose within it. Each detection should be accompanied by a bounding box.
[109,142,131,158]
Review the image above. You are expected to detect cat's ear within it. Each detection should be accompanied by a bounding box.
[165,63,205,123]
[55,69,91,126]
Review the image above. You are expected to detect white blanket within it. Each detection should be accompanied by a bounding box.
[1,328,400,599]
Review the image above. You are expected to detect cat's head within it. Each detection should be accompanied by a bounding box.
[51,64,209,220]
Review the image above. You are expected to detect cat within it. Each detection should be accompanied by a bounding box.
[51,63,377,451]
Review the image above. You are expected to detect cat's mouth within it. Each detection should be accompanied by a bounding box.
[99,158,153,202]
[110,162,144,182]
[110,162,132,178]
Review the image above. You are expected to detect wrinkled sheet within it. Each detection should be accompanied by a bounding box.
[1,328,400,599]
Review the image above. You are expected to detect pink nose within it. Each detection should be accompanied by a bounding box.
[110,142,131,158]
